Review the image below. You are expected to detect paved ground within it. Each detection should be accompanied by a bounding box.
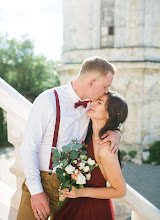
[122,160,160,209]
[0,146,16,190]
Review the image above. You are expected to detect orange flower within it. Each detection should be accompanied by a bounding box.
[71,170,82,180]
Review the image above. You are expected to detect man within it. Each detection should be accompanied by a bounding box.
[17,56,121,220]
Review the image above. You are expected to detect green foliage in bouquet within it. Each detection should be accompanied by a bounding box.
[52,140,98,206]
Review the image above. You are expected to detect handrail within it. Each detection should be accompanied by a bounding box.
[0,77,31,120]
[122,184,160,220]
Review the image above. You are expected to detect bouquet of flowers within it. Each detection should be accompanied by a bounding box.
[51,140,98,206]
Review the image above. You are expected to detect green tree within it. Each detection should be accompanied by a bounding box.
[0,34,60,146]
[0,34,60,101]
[0,108,8,146]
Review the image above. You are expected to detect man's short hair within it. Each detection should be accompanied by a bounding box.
[79,56,117,76]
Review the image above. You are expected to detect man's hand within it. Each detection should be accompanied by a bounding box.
[31,192,50,220]
[100,130,121,154]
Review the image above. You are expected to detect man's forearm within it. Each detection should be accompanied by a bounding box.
[21,148,44,195]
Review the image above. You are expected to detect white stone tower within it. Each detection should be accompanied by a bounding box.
[60,0,160,157]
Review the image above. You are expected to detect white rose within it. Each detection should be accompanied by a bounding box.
[87,158,95,166]
[78,162,85,170]
[83,166,90,172]
[60,163,63,168]
[80,155,85,160]
[76,173,86,185]
[74,169,79,174]
[73,160,77,164]
[85,173,91,180]
[65,164,75,174]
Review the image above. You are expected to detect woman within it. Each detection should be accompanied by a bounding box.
[54,91,128,220]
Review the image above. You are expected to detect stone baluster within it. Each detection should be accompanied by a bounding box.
[7,113,26,219]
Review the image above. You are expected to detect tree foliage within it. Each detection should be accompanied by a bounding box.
[0,34,60,146]
[0,34,60,101]
[0,108,8,146]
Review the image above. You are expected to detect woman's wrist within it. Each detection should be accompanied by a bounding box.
[78,187,86,197]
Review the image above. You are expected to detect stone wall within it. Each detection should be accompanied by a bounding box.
[61,0,160,156]
[100,0,114,47]
[62,47,160,64]
[62,0,160,57]
[59,61,160,155]
[63,0,101,51]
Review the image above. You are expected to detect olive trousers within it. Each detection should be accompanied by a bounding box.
[17,171,60,220]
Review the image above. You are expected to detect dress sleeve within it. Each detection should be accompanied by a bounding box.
[20,92,54,195]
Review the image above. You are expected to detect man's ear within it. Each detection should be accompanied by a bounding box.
[88,78,96,88]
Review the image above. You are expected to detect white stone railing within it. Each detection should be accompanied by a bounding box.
[0,78,31,219]
[0,77,160,220]
[120,184,160,220]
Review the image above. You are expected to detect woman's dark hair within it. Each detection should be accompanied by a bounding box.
[85,91,128,169]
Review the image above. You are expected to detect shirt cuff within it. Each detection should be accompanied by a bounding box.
[27,182,44,196]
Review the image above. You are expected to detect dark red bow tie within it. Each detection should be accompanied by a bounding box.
[74,100,91,109]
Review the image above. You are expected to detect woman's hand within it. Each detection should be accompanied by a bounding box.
[60,186,81,198]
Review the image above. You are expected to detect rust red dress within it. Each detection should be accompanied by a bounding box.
[54,138,115,220]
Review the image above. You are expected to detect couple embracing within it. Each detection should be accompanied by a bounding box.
[17,56,128,220]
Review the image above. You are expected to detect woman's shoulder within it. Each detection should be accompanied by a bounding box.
[98,142,118,161]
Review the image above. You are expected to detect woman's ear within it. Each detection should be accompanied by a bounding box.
[106,113,109,119]
[88,78,96,88]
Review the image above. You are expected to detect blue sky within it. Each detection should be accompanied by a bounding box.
[0,0,63,60]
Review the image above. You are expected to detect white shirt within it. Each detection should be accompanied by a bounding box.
[20,82,90,195]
